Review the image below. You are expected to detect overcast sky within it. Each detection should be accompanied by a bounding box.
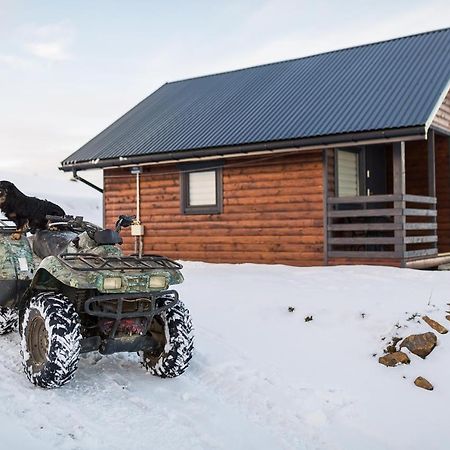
[0,0,449,197]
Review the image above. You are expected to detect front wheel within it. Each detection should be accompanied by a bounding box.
[20,292,81,388]
[0,307,18,334]
[141,297,194,378]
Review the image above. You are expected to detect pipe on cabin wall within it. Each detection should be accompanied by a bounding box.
[131,167,143,257]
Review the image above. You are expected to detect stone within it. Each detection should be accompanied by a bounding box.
[378,351,410,367]
[422,316,448,334]
[414,376,433,391]
[445,315,450,322]
[400,332,437,359]
[384,336,402,354]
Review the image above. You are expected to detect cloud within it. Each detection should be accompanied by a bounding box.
[22,21,74,62]
[25,40,70,61]
[0,53,32,69]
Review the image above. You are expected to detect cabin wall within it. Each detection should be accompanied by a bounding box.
[432,89,450,134]
[405,135,450,253]
[103,151,325,266]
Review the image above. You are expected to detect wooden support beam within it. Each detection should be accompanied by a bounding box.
[428,129,436,197]
[392,142,406,195]
[323,149,329,266]
[392,142,406,264]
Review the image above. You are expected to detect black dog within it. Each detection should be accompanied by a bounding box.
[0,181,65,239]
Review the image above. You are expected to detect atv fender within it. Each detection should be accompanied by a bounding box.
[33,256,101,290]
[0,234,34,307]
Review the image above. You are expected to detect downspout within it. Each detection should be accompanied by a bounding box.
[130,166,143,257]
[71,170,103,193]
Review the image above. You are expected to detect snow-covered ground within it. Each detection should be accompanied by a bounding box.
[1,262,450,449]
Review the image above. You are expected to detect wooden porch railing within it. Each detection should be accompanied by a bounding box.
[327,194,437,260]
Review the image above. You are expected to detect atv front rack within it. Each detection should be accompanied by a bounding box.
[58,253,182,272]
[80,290,179,353]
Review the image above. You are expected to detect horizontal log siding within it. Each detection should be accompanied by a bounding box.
[432,89,450,133]
[103,151,325,266]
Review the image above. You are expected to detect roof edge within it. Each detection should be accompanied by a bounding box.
[425,78,450,133]
[60,126,426,172]
[167,27,450,86]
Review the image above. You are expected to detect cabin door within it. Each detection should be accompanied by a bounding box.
[364,145,387,196]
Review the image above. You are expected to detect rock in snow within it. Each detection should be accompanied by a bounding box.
[379,351,410,367]
[414,376,434,391]
[400,332,437,359]
[422,316,448,334]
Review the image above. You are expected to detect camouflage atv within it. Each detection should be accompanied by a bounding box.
[0,215,193,388]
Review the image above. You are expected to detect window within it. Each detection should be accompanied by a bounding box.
[336,149,361,197]
[180,162,223,214]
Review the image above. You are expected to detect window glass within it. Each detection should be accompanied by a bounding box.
[188,170,217,206]
[337,150,359,196]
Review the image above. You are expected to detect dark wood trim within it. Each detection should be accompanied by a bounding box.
[328,223,402,231]
[322,149,328,265]
[404,222,438,230]
[403,194,437,204]
[328,251,399,259]
[392,141,406,266]
[428,129,436,197]
[328,194,402,204]
[430,124,450,137]
[329,237,402,245]
[326,187,437,264]
[404,208,437,216]
[405,249,438,258]
[404,235,438,244]
[392,142,406,195]
[328,208,402,217]
[179,161,223,215]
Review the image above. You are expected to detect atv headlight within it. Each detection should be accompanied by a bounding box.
[103,277,122,290]
[149,275,167,289]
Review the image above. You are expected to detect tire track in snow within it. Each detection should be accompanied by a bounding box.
[0,334,281,450]
[188,344,353,450]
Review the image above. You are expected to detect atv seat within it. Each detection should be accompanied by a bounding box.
[33,230,78,259]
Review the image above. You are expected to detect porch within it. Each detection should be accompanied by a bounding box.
[325,132,450,268]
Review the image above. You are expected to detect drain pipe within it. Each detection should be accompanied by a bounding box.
[71,170,103,193]
[130,166,144,257]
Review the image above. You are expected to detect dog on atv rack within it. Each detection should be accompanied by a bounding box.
[0,181,65,240]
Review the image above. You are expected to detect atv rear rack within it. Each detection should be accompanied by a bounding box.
[58,253,182,272]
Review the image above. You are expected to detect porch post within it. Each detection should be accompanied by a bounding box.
[393,141,406,263]
[322,149,329,266]
[428,129,436,197]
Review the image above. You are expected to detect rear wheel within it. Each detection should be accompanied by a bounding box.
[0,307,18,334]
[20,292,81,388]
[141,298,194,378]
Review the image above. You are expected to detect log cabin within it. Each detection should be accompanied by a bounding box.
[61,28,450,268]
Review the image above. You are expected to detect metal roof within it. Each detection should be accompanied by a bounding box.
[62,28,450,169]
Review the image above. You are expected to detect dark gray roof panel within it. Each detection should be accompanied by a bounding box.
[62,28,450,166]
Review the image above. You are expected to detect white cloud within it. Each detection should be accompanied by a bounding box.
[25,40,70,61]
[0,53,32,69]
[22,21,74,62]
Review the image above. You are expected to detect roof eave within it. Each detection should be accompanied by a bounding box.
[60,126,426,172]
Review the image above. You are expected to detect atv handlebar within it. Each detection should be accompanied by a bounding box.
[46,214,136,235]
[46,215,100,235]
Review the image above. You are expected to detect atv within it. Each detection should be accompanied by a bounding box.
[0,215,194,388]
